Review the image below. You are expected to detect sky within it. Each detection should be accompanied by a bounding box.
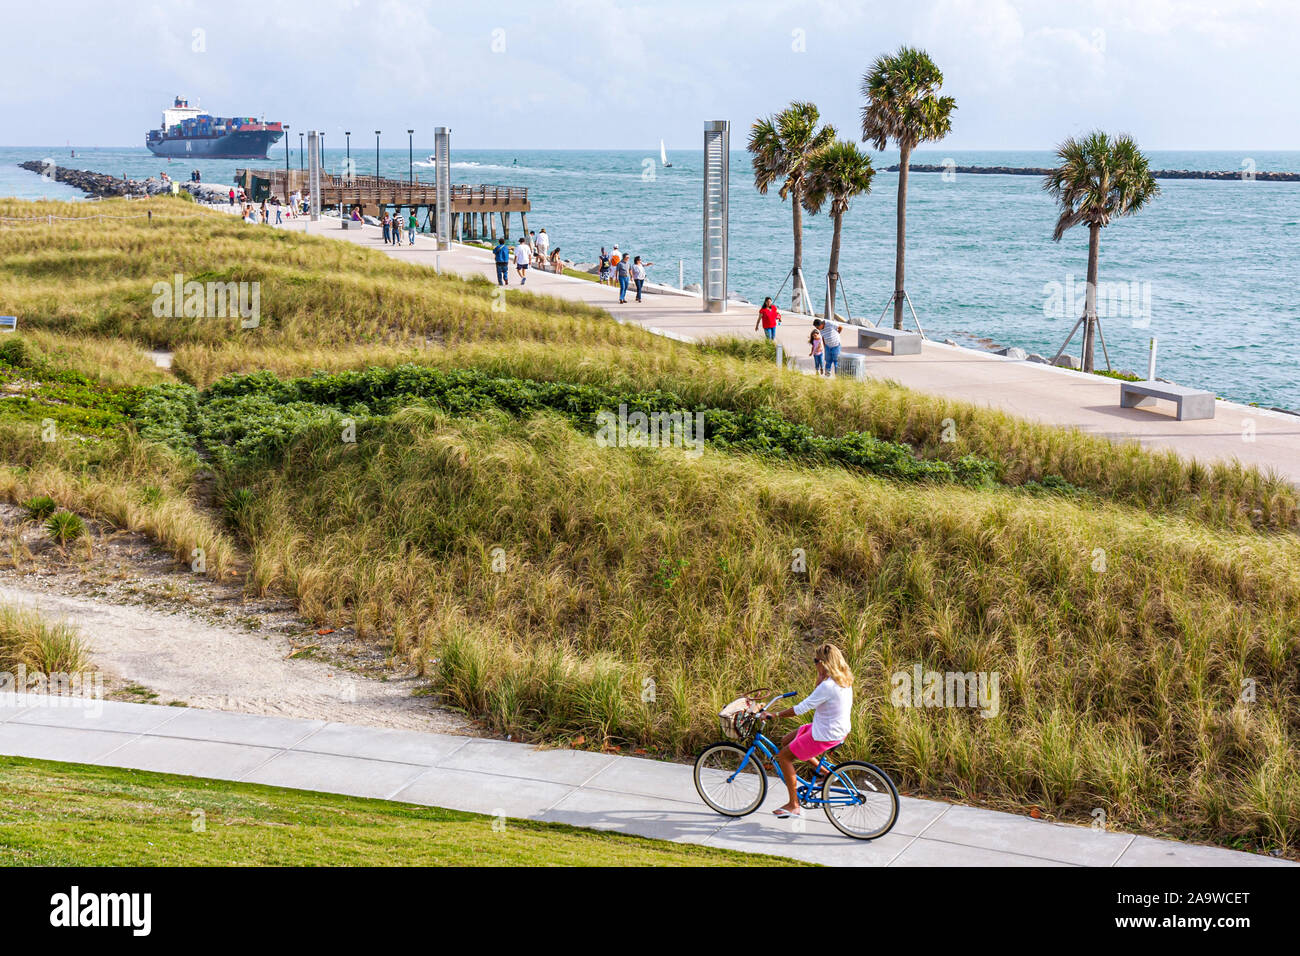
[4,0,1300,151]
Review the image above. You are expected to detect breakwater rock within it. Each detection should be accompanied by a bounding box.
[888,163,1300,182]
[16,162,231,201]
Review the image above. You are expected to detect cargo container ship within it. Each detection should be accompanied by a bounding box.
[145,96,284,159]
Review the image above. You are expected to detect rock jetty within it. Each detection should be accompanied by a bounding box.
[16,162,231,202]
[887,163,1300,182]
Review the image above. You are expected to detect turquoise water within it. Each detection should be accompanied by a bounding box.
[3,145,1298,410]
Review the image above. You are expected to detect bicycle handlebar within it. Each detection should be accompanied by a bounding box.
[757,691,799,715]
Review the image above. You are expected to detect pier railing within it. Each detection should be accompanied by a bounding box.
[237,168,528,208]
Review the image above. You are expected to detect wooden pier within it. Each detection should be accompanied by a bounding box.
[235,168,532,240]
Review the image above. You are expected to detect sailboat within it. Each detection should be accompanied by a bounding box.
[660,140,671,168]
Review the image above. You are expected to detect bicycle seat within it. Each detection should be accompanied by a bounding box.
[824,743,847,760]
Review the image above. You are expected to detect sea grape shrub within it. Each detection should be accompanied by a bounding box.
[136,365,1002,485]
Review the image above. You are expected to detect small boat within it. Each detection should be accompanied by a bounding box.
[661,140,671,168]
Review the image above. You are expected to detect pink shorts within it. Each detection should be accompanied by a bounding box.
[788,723,842,761]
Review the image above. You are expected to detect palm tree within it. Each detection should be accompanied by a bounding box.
[749,102,836,313]
[802,141,876,321]
[860,47,956,329]
[1043,131,1159,373]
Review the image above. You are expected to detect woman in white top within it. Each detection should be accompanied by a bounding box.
[761,642,854,818]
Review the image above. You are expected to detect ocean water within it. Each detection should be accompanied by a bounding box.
[2,145,1298,411]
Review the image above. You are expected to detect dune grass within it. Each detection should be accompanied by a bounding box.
[0,606,88,675]
[2,198,1298,856]
[0,757,803,866]
[216,409,1300,852]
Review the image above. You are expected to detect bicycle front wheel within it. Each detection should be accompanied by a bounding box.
[694,742,767,817]
[822,761,899,840]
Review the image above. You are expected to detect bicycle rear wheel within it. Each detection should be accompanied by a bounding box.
[694,742,767,817]
[821,761,899,840]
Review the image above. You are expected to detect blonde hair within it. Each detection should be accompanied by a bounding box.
[814,643,854,688]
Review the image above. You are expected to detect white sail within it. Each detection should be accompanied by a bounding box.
[660,140,669,166]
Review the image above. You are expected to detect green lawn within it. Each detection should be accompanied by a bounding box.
[0,757,807,867]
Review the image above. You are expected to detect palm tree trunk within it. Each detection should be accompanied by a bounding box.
[792,192,806,312]
[1082,223,1101,373]
[893,141,910,329]
[826,210,843,322]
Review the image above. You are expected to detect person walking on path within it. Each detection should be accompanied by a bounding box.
[408,211,418,245]
[598,247,612,285]
[760,643,854,819]
[535,228,550,264]
[814,318,843,375]
[631,256,647,302]
[809,327,825,374]
[616,252,631,303]
[756,297,782,340]
[515,236,532,285]
[392,214,403,246]
[494,237,511,285]
[381,214,391,244]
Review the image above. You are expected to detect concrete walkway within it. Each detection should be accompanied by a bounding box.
[278,215,1300,485]
[1,696,1286,867]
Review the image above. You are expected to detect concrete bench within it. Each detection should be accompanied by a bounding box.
[0,316,16,333]
[857,326,922,355]
[1119,380,1215,421]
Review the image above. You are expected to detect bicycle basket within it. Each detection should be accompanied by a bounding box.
[718,692,766,741]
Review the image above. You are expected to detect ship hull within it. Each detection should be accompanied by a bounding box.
[147,129,284,160]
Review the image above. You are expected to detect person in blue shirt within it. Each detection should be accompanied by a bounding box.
[493,238,511,286]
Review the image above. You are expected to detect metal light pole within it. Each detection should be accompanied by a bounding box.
[283,125,290,173]
[702,120,730,313]
[345,131,351,181]
[434,127,451,250]
[375,130,381,179]
[408,129,414,186]
[299,132,304,172]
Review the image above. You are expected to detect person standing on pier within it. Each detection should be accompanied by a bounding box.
[494,237,511,285]
[515,235,532,285]
[616,252,631,303]
[632,256,647,302]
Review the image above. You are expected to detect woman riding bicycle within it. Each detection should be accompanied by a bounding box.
[762,643,854,818]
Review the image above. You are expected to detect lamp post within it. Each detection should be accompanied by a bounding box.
[298,132,304,172]
[375,130,381,179]
[345,131,351,181]
[283,125,290,173]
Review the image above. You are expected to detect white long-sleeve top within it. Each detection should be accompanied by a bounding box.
[792,678,853,742]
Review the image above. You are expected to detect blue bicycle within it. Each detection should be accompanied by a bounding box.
[693,690,900,840]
